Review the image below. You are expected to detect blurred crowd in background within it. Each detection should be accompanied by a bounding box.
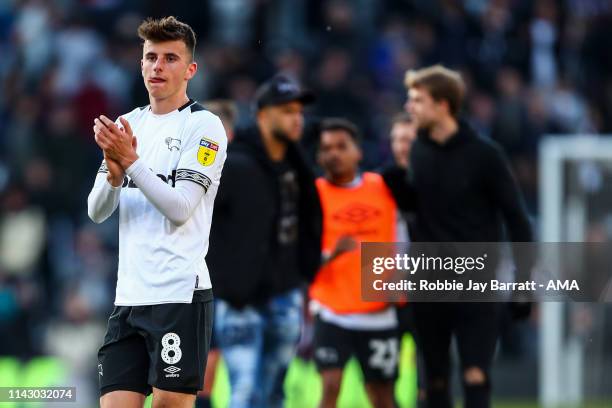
[1,0,612,402]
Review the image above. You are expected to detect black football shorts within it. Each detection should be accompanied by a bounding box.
[313,316,399,382]
[98,289,213,396]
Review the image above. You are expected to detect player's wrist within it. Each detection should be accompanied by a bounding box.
[120,152,139,170]
[107,172,124,187]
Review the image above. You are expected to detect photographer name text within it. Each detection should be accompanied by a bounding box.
[372,279,580,292]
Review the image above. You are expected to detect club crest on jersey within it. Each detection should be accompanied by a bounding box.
[165,137,181,151]
[197,138,219,166]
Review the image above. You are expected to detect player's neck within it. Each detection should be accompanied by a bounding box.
[429,116,458,145]
[149,93,190,115]
[327,171,358,186]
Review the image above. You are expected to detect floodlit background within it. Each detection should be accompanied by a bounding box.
[1,0,612,407]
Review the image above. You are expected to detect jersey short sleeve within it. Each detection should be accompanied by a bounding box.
[176,113,228,193]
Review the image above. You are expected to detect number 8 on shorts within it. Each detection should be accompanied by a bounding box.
[161,333,182,365]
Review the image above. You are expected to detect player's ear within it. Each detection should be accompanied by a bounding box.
[438,98,451,115]
[316,136,325,167]
[185,62,197,80]
[141,59,144,76]
[316,147,324,168]
[256,108,266,123]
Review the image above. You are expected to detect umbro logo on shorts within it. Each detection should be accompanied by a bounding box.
[315,347,338,363]
[164,365,181,378]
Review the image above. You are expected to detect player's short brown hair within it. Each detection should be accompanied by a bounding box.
[404,65,465,117]
[138,16,196,59]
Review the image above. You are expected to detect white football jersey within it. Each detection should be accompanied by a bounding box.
[99,99,227,306]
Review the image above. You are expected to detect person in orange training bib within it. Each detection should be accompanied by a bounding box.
[310,118,400,408]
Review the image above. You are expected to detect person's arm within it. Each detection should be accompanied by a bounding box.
[485,145,532,242]
[381,164,416,212]
[125,160,207,226]
[321,235,357,266]
[88,118,129,223]
[485,144,534,318]
[87,161,121,223]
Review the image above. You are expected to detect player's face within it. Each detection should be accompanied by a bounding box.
[318,130,361,179]
[390,122,417,167]
[406,87,445,130]
[141,40,197,101]
[262,101,305,143]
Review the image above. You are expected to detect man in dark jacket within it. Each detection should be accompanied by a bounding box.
[207,75,322,408]
[383,65,533,408]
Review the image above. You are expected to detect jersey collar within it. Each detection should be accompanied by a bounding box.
[178,98,195,112]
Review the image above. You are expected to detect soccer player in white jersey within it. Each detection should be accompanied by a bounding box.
[87,16,227,408]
